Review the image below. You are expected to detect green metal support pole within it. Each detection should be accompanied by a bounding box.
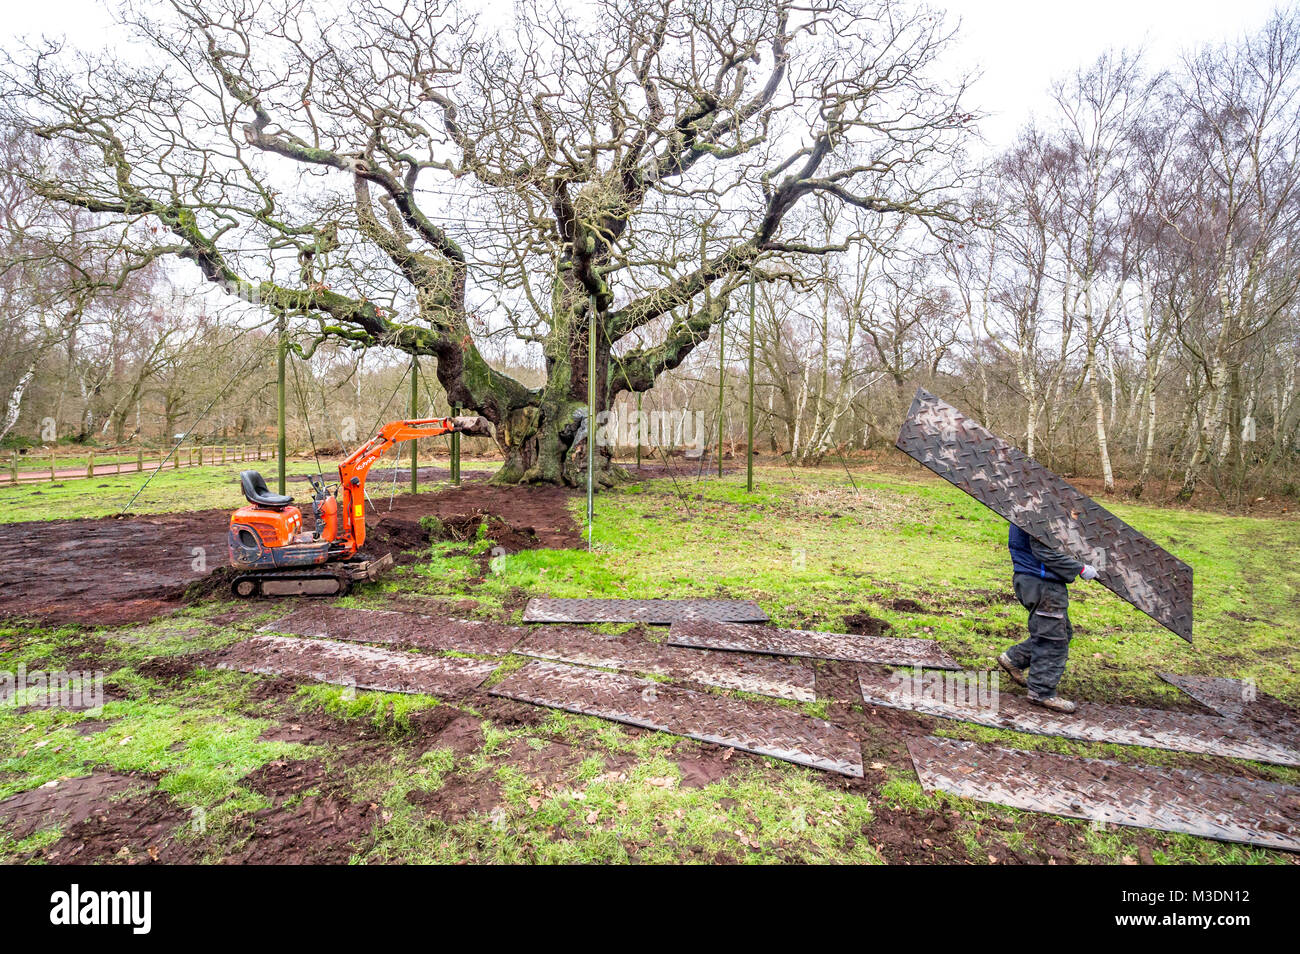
[747,273,755,493]
[276,313,287,495]
[718,316,725,478]
[450,404,461,485]
[587,292,597,550]
[410,358,419,494]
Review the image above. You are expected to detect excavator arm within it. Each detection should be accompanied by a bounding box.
[337,416,492,551]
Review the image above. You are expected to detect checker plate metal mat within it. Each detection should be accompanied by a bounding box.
[516,629,815,701]
[860,669,1300,766]
[668,619,962,669]
[522,598,769,624]
[896,388,1193,642]
[1161,672,1299,721]
[1160,672,1300,745]
[514,634,811,701]
[218,635,498,697]
[490,660,862,776]
[909,737,1300,852]
[262,606,523,655]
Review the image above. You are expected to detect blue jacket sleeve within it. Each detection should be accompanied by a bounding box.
[1028,536,1083,582]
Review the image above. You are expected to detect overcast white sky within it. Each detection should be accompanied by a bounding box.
[3,0,1286,151]
[946,0,1284,147]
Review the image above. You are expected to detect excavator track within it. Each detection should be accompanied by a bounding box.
[230,553,394,599]
[230,571,349,598]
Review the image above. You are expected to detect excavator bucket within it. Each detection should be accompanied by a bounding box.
[451,415,494,438]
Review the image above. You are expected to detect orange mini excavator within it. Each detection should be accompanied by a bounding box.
[227,416,491,597]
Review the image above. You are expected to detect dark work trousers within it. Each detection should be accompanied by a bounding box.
[1007,573,1073,697]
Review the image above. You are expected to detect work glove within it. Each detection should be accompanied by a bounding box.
[1080,564,1099,581]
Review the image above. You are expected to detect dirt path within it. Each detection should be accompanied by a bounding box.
[0,476,580,627]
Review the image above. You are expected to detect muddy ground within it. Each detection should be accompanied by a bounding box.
[0,475,580,626]
[2,647,1231,865]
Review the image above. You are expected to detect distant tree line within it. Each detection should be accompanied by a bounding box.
[648,8,1300,506]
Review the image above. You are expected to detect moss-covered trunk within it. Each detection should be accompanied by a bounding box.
[485,286,625,488]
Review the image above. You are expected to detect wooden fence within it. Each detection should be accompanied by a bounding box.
[2,445,271,485]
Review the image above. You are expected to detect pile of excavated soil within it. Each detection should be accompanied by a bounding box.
[842,612,893,638]
[371,478,581,550]
[363,517,431,566]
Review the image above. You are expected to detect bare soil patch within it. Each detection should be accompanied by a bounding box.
[0,509,230,626]
[0,771,148,840]
[406,771,503,824]
[0,476,580,626]
[889,597,935,614]
[34,788,198,864]
[226,793,378,865]
[842,612,893,638]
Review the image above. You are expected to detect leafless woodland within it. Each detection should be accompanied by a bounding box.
[2,1,1299,505]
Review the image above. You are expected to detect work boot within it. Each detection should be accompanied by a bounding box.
[996,653,1027,687]
[1027,691,1077,714]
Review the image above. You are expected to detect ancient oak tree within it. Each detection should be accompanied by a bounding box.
[4,0,970,484]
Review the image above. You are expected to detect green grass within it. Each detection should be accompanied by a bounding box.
[0,671,304,838]
[468,467,1299,706]
[362,737,881,864]
[1,461,1296,864]
[0,456,500,523]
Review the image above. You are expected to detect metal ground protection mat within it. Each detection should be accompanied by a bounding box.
[522,597,769,625]
[896,388,1193,642]
[859,668,1300,766]
[908,736,1300,852]
[1160,672,1299,722]
[491,660,863,776]
[218,635,499,698]
[668,619,962,669]
[1160,673,1300,742]
[515,629,815,702]
[261,605,524,655]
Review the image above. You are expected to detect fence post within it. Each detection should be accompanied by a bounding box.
[86,452,95,478]
[10,451,16,484]
[222,445,227,465]
[137,447,144,472]
[50,449,55,481]
[174,447,181,469]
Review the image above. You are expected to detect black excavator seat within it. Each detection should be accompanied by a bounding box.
[240,470,294,508]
